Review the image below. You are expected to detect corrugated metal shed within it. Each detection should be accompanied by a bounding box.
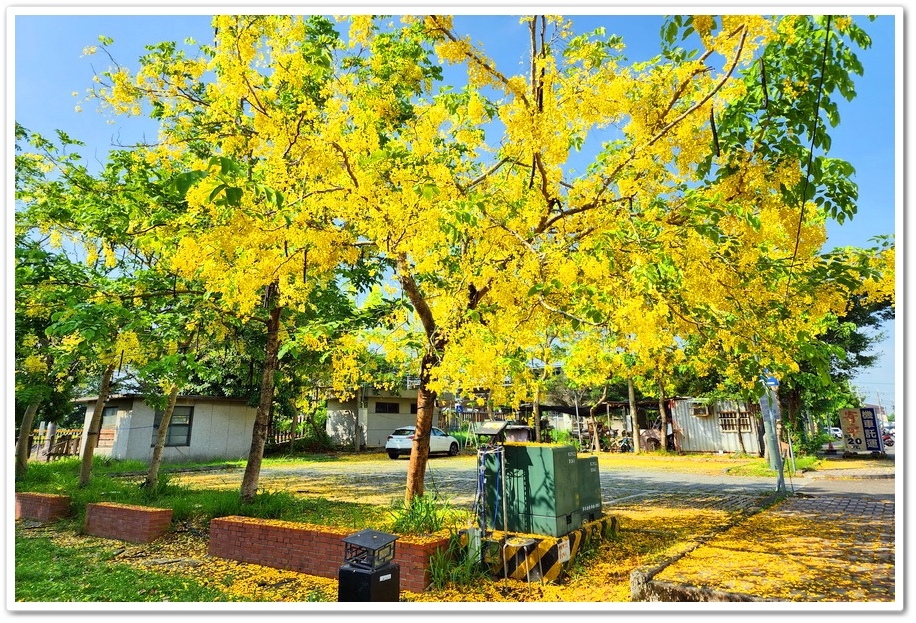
[671,399,762,454]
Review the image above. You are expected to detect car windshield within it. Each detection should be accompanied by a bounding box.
[391,428,414,436]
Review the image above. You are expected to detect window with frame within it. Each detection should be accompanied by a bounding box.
[375,401,400,414]
[718,409,751,432]
[151,406,193,447]
[98,406,118,447]
[410,403,418,414]
[691,402,710,417]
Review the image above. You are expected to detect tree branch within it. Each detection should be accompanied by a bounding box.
[331,142,359,189]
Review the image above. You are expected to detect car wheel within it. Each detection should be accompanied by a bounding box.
[387,450,400,460]
[449,442,459,456]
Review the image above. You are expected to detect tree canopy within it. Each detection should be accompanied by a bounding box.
[15,14,894,500]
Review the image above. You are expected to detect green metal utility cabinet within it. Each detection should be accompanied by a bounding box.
[577,455,602,523]
[485,444,581,537]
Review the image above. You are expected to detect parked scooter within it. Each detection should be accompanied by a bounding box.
[882,432,894,447]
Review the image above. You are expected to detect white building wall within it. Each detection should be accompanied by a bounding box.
[327,406,360,447]
[152,400,254,462]
[80,396,256,462]
[195,400,220,457]
[79,400,132,459]
[224,403,255,459]
[326,393,439,448]
[111,405,134,459]
[125,399,156,461]
[544,412,573,432]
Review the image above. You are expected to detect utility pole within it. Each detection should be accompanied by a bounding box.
[875,390,888,429]
[759,374,786,496]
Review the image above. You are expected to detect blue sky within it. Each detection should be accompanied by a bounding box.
[8,6,901,415]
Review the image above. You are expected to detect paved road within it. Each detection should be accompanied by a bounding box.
[793,474,895,500]
[175,452,894,512]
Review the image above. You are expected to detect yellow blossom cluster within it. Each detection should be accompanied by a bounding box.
[71,13,891,414]
[100,330,149,367]
[855,246,896,305]
[22,354,47,374]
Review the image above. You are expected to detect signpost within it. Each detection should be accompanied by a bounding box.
[839,407,885,453]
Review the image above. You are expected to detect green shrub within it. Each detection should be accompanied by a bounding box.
[137,473,186,502]
[167,489,241,524]
[551,429,580,449]
[386,493,450,535]
[791,429,832,456]
[428,531,490,589]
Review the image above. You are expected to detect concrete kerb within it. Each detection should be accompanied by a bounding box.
[799,461,896,480]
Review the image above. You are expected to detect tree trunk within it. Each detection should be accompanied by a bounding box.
[736,405,748,455]
[782,388,803,432]
[533,388,541,443]
[589,386,607,452]
[144,382,180,490]
[657,376,668,452]
[78,363,116,487]
[628,378,640,454]
[396,254,451,504]
[240,303,283,503]
[15,403,40,480]
[43,421,58,462]
[354,385,362,452]
[753,405,766,458]
[405,351,437,504]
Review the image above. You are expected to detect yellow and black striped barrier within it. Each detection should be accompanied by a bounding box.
[461,515,617,583]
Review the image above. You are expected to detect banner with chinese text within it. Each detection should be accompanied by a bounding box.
[838,407,884,452]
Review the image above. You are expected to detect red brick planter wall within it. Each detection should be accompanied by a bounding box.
[84,502,173,543]
[15,492,72,523]
[209,516,450,594]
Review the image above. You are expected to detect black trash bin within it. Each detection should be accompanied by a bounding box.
[337,528,400,602]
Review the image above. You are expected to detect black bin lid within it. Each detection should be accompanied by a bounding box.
[342,528,398,550]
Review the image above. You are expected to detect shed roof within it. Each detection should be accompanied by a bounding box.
[74,393,252,404]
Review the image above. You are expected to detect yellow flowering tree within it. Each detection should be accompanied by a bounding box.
[13,235,92,479]
[80,17,415,501]
[14,129,155,485]
[15,124,232,487]
[83,14,887,503]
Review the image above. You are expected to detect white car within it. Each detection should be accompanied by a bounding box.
[385,426,460,459]
[827,427,842,439]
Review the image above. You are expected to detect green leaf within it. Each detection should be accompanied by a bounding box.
[174,171,207,197]
[224,187,243,207]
